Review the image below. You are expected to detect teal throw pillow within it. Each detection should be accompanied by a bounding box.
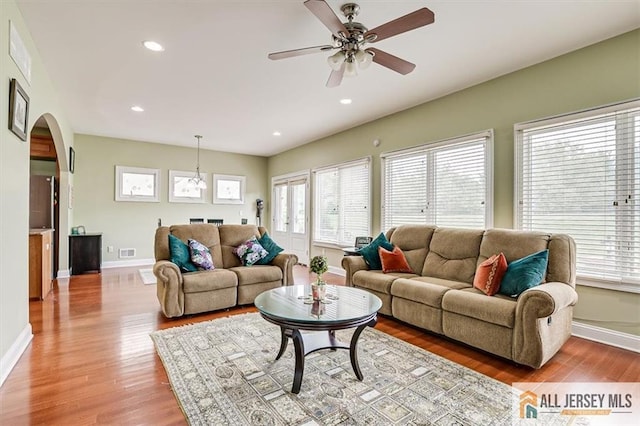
[359,233,394,270]
[255,232,284,265]
[168,234,198,272]
[499,249,549,297]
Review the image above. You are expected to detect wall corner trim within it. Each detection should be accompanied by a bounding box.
[0,323,33,387]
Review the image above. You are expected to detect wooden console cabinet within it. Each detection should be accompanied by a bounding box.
[29,229,53,299]
[69,233,102,275]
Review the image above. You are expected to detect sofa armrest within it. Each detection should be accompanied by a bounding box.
[516,282,578,318]
[271,253,298,286]
[513,281,578,368]
[153,260,185,318]
[342,256,368,286]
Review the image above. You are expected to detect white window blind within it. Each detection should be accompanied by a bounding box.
[382,131,492,230]
[515,100,640,289]
[313,158,370,246]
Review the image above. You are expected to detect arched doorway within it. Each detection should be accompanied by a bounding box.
[28,114,66,298]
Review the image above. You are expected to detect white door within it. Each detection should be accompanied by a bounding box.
[272,174,309,265]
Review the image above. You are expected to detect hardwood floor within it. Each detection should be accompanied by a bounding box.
[1,265,638,424]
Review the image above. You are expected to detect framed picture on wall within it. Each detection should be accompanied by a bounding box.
[8,78,29,141]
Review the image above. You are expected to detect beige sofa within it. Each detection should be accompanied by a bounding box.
[342,225,578,368]
[154,224,298,318]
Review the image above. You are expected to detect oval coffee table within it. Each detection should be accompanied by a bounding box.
[254,285,382,394]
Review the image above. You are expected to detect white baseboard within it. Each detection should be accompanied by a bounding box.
[101,258,155,269]
[0,323,33,387]
[572,321,640,353]
[57,259,154,277]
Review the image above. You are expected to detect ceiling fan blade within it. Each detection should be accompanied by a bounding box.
[268,45,334,60]
[364,8,435,43]
[367,48,415,75]
[304,0,349,39]
[326,63,345,88]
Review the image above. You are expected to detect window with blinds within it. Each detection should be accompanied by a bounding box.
[382,131,493,230]
[515,100,640,290]
[313,158,370,246]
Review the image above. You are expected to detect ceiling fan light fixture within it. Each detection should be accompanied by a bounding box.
[344,57,357,77]
[327,51,345,70]
[355,49,374,69]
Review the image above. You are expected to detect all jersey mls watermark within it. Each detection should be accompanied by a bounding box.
[513,382,639,425]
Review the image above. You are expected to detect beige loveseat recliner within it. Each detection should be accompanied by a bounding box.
[342,225,578,368]
[154,224,298,318]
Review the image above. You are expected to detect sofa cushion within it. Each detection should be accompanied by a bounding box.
[182,269,238,293]
[408,276,472,290]
[478,228,549,265]
[169,224,223,268]
[379,246,413,273]
[230,265,283,286]
[388,225,436,274]
[168,234,198,272]
[188,239,214,270]
[219,225,262,267]
[353,270,417,294]
[442,288,516,328]
[422,228,484,283]
[359,233,394,270]
[499,249,549,297]
[255,232,284,265]
[391,278,452,308]
[472,253,507,296]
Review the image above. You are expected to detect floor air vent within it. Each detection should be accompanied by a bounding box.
[119,248,136,258]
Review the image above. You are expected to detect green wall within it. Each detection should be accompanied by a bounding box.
[73,135,269,263]
[1,0,74,380]
[267,29,640,336]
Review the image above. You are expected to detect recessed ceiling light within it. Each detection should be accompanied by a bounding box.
[142,40,164,52]
[131,105,144,112]
[340,98,352,105]
[273,131,281,136]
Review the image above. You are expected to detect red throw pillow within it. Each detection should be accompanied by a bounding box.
[473,253,508,296]
[379,246,413,273]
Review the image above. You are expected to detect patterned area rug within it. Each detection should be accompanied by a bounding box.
[138,268,156,285]
[151,313,568,425]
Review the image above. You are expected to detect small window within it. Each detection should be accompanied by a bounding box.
[213,174,245,204]
[115,166,159,202]
[168,170,207,203]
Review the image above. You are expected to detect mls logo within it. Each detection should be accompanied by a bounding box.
[520,391,538,419]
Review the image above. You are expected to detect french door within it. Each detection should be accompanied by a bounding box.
[272,173,309,265]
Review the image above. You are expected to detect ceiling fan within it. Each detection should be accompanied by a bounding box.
[268,0,435,88]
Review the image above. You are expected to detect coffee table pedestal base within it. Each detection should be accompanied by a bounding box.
[275,317,377,394]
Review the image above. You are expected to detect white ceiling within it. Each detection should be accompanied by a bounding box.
[16,0,640,157]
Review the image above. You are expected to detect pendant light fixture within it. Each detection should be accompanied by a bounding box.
[188,134,207,189]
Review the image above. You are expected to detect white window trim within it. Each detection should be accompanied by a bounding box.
[168,170,207,203]
[514,98,640,292]
[213,174,245,205]
[312,156,372,247]
[380,130,494,229]
[115,165,160,202]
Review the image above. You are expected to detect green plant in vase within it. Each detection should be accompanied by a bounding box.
[309,255,328,301]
